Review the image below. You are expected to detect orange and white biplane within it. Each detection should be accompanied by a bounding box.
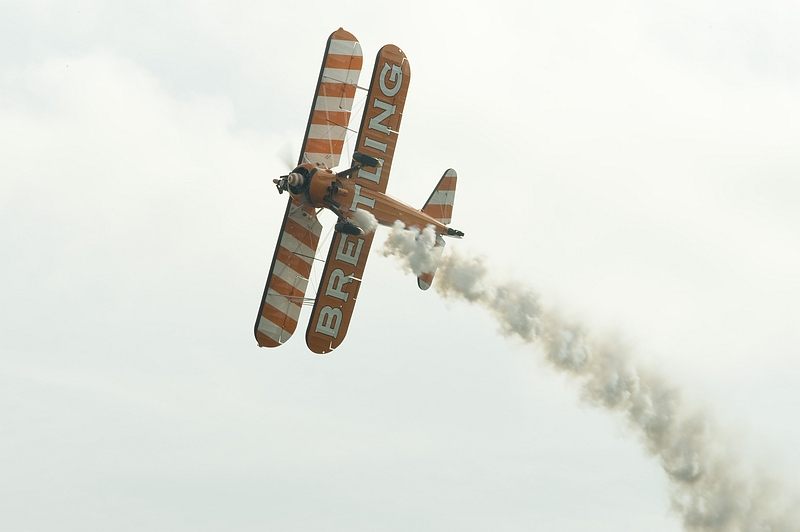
[255,28,463,354]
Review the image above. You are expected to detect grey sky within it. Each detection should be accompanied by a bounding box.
[1,1,799,530]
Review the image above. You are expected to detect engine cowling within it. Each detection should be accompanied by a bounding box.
[287,172,304,188]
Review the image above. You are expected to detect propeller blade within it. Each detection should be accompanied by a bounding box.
[277,142,298,172]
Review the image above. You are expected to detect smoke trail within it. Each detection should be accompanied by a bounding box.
[352,208,378,234]
[382,221,800,532]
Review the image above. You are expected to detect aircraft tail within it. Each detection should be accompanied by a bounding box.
[417,169,457,290]
[421,168,457,225]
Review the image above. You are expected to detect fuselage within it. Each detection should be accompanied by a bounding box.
[285,163,449,235]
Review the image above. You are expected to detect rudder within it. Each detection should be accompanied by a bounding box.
[421,169,457,225]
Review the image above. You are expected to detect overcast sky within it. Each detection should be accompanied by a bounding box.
[2,1,799,530]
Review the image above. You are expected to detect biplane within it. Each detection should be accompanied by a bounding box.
[255,28,464,354]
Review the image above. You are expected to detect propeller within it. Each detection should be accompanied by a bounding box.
[277,142,298,172]
[273,172,305,194]
[273,142,300,194]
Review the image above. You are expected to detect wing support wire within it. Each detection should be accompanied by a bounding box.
[320,74,370,92]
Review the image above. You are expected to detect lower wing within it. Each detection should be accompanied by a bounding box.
[254,198,323,347]
[305,230,375,354]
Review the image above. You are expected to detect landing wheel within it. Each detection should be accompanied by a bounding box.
[335,222,363,236]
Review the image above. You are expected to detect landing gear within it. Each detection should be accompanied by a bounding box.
[335,222,363,236]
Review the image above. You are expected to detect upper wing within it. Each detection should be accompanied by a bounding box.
[254,198,322,347]
[299,28,363,169]
[304,45,412,354]
[348,44,411,193]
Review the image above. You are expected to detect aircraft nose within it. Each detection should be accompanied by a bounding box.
[287,172,305,187]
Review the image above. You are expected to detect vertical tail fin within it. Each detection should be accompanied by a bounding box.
[421,168,457,224]
[417,169,457,290]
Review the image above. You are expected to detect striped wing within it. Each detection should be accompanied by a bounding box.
[254,198,322,347]
[299,28,363,168]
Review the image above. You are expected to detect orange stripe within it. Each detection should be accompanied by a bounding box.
[276,246,313,278]
[325,54,363,71]
[331,30,358,43]
[261,303,299,333]
[310,111,350,126]
[284,218,320,250]
[269,274,306,304]
[304,138,344,154]
[311,109,350,129]
[423,204,452,220]
[438,176,457,191]
[318,82,357,99]
[255,330,280,348]
[418,271,434,285]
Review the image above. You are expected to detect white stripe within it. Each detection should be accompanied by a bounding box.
[328,39,362,57]
[272,260,310,291]
[287,204,322,236]
[426,190,455,206]
[306,123,348,141]
[313,96,355,112]
[257,317,287,344]
[303,152,339,167]
[279,231,316,260]
[321,67,360,85]
[266,289,302,320]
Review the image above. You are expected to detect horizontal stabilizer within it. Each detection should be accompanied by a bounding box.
[417,233,445,290]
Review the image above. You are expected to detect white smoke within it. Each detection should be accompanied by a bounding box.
[352,208,378,234]
[382,222,800,532]
[382,222,442,276]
